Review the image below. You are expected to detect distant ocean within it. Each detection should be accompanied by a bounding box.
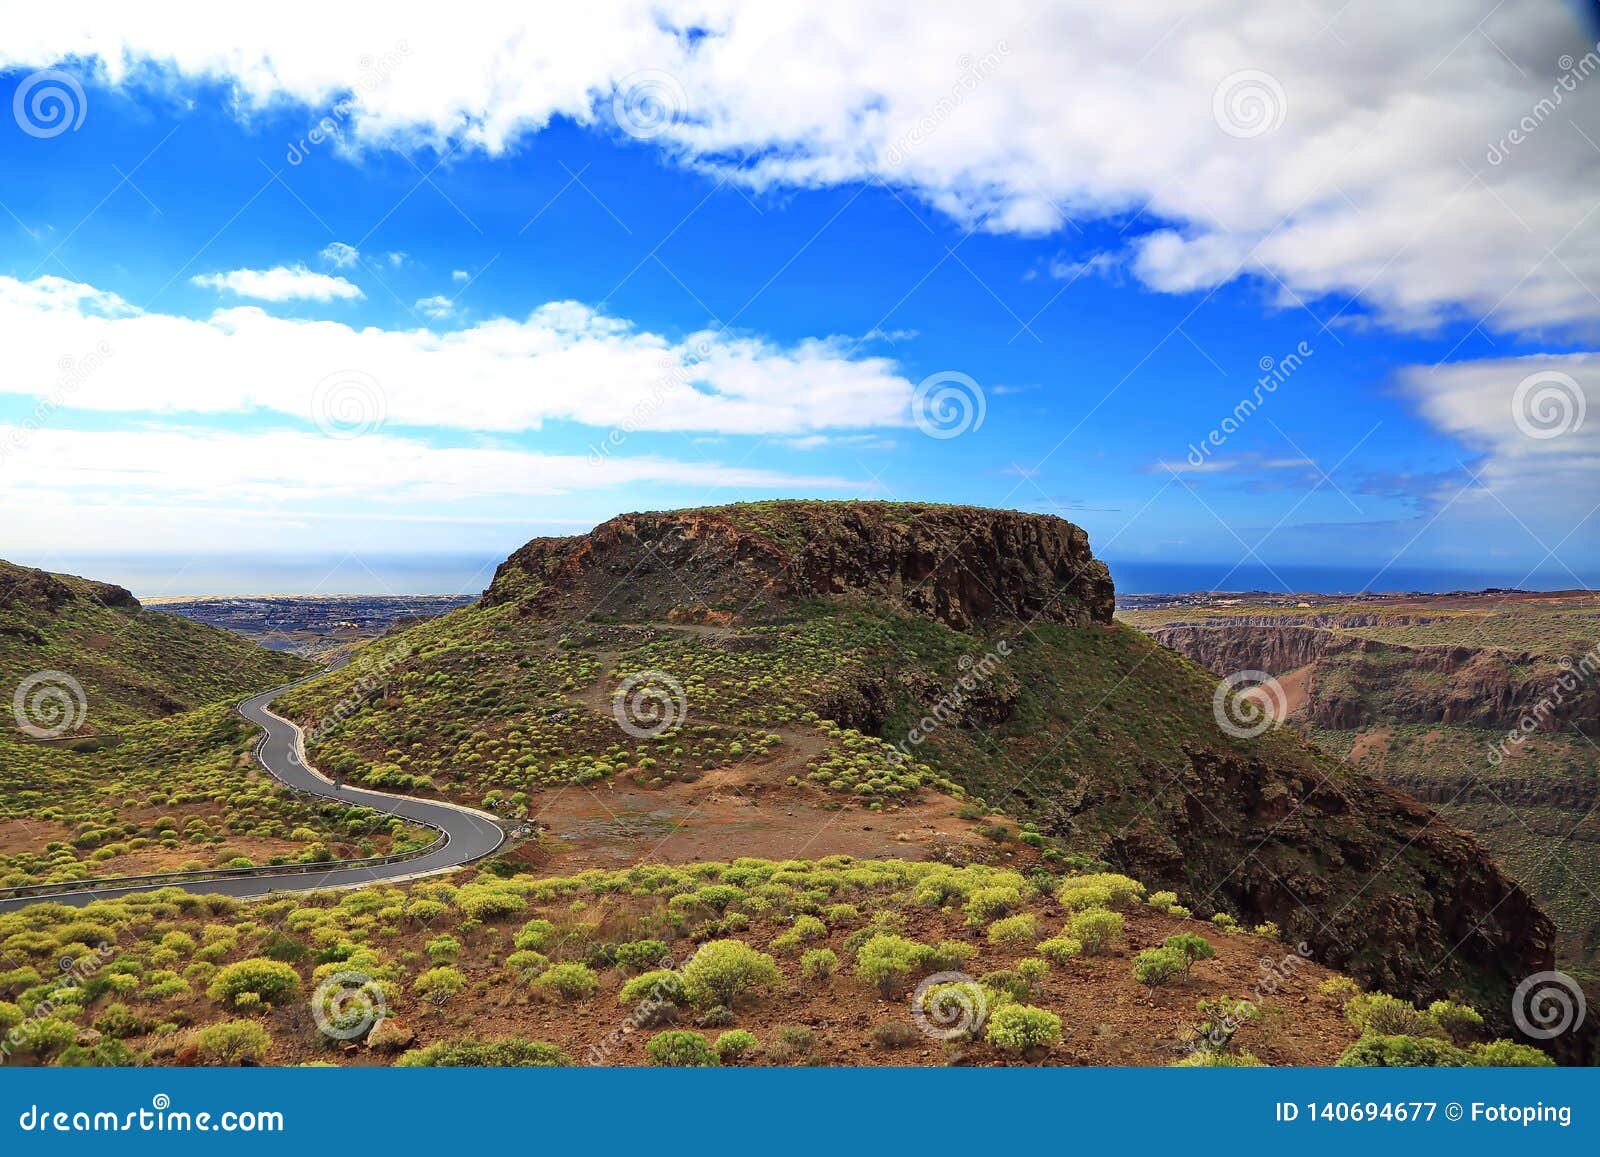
[21,552,1594,599]
[1105,560,1593,596]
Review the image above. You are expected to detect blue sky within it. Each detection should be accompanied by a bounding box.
[0,4,1596,594]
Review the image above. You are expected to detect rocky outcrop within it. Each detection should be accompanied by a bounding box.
[0,562,140,616]
[1150,624,1599,733]
[1105,746,1555,1027]
[485,502,1115,632]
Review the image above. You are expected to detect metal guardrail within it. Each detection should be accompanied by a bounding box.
[0,829,450,902]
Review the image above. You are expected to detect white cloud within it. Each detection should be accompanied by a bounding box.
[414,294,456,321]
[3,3,1597,334]
[191,265,363,302]
[0,426,869,550]
[1394,353,1597,569]
[0,274,915,435]
[320,241,360,268]
[451,269,470,283]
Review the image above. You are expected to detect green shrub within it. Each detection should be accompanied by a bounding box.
[206,958,300,1009]
[1336,1034,1468,1067]
[926,940,978,971]
[195,1019,272,1065]
[1132,947,1186,996]
[1469,1040,1554,1067]
[682,940,780,1008]
[413,966,468,1005]
[454,885,525,921]
[92,1003,149,1039]
[513,919,556,951]
[962,886,1022,926]
[1015,958,1050,991]
[1427,1000,1485,1043]
[535,962,599,1001]
[618,969,687,1008]
[987,914,1039,947]
[985,1004,1062,1056]
[425,935,461,964]
[1161,932,1215,978]
[1343,993,1443,1039]
[713,1029,759,1063]
[800,948,838,982]
[1057,873,1144,911]
[1147,891,1178,910]
[1174,1049,1266,1067]
[767,1024,816,1064]
[1067,909,1124,955]
[1210,912,1240,932]
[854,934,935,996]
[506,950,551,979]
[1318,976,1360,1003]
[614,939,670,973]
[1036,937,1082,965]
[395,1037,570,1067]
[645,1030,719,1067]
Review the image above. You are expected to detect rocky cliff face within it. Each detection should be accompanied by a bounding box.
[0,561,140,616]
[485,502,1115,631]
[1150,624,1598,732]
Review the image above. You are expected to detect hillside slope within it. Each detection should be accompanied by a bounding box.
[278,502,1557,1036]
[0,559,311,733]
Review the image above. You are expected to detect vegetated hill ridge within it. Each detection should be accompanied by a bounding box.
[288,502,1557,1040]
[0,558,312,731]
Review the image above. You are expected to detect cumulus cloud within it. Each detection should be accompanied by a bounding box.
[0,274,915,435]
[414,294,456,321]
[191,265,364,302]
[320,241,360,268]
[1394,352,1598,567]
[3,3,1598,334]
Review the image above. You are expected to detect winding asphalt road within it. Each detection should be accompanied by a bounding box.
[0,677,505,913]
